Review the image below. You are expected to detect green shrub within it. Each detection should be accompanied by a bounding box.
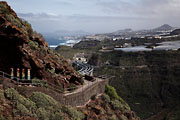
[0,90,4,101]
[39,46,47,58]
[0,2,29,36]
[0,106,3,112]
[101,94,110,103]
[28,40,39,50]
[6,14,21,27]
[0,78,4,84]
[91,94,97,100]
[3,88,74,120]
[50,111,65,120]
[35,106,64,120]
[4,88,37,115]
[5,14,27,35]
[47,68,55,74]
[62,106,85,120]
[5,90,65,119]
[7,116,12,120]
[105,85,119,100]
[22,20,33,35]
[29,92,59,109]
[0,115,6,120]
[105,85,130,110]
[32,78,48,87]
[110,99,123,110]
[119,115,128,120]
[16,87,27,96]
[14,103,31,116]
[0,3,10,15]
[108,115,118,120]
[36,108,50,120]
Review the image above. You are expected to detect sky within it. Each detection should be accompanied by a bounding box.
[4,0,180,33]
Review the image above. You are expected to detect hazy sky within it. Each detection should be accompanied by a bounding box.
[4,0,180,33]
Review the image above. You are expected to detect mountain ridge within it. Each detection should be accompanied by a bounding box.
[152,24,174,31]
[107,24,175,36]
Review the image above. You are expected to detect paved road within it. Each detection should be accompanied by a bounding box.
[73,61,94,75]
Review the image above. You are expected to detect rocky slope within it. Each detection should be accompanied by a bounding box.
[79,85,140,120]
[0,79,140,120]
[0,2,141,120]
[0,1,83,88]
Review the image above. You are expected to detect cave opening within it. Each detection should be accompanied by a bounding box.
[0,35,25,74]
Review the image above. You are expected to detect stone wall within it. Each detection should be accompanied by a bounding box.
[64,79,108,106]
[1,77,109,107]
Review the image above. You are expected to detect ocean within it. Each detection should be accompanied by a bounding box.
[48,39,81,49]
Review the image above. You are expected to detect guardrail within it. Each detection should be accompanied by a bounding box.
[0,70,64,93]
[0,70,103,94]
[0,70,22,84]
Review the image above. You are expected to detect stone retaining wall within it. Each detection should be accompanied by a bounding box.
[64,79,108,106]
[1,77,108,107]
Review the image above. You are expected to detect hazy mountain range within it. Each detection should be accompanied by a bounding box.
[111,24,176,35]
[151,24,175,31]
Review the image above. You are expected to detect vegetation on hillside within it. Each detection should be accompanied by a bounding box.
[0,1,84,89]
[0,2,140,120]
[56,36,180,119]
[0,88,85,120]
[0,2,34,36]
[79,85,140,120]
[55,46,85,60]
[92,50,180,119]
[0,86,139,120]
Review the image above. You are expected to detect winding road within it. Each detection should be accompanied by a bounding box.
[73,61,94,76]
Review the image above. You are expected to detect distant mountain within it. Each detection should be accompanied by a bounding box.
[115,28,133,33]
[152,24,174,31]
[110,28,133,35]
[101,24,177,37]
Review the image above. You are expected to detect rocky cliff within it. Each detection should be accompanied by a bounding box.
[91,50,180,119]
[0,1,83,88]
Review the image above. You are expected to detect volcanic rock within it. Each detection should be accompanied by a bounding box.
[0,1,83,88]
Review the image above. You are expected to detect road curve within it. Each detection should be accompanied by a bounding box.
[73,61,94,76]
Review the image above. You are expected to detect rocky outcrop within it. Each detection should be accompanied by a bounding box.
[80,95,140,120]
[79,85,140,120]
[0,1,83,88]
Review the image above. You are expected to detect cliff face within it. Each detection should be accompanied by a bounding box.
[0,1,83,87]
[91,51,180,119]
